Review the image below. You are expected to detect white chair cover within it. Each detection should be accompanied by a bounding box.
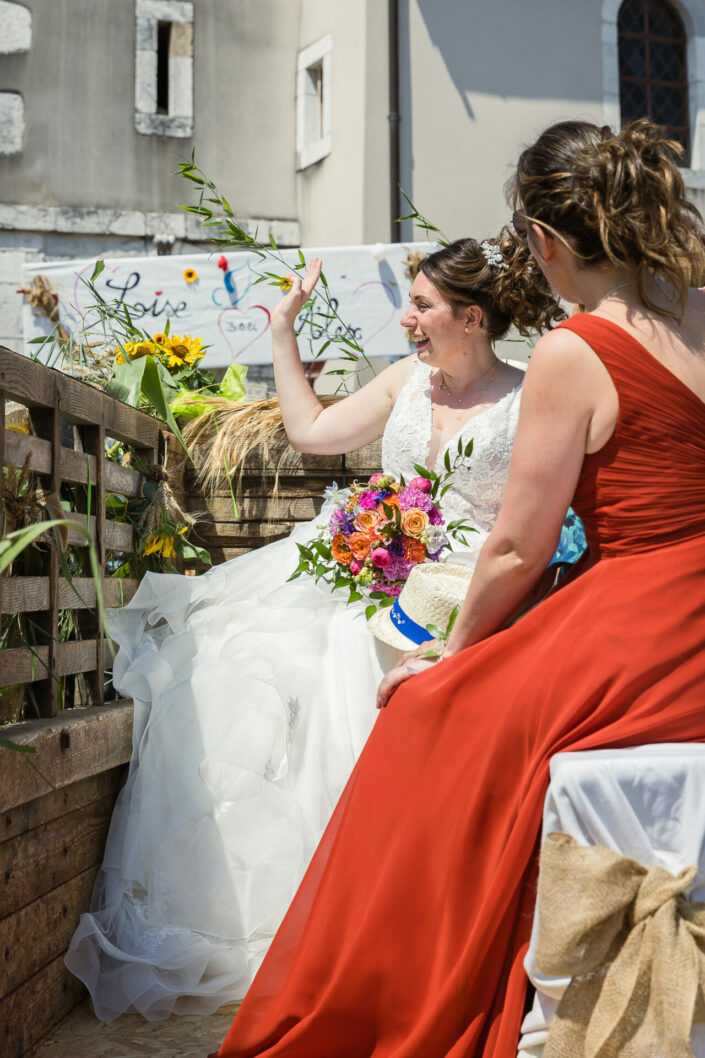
[517,744,705,1057]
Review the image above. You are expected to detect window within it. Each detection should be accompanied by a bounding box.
[296,36,332,170]
[135,0,193,138]
[618,0,690,161]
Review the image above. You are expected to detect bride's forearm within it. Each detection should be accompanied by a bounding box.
[271,315,325,450]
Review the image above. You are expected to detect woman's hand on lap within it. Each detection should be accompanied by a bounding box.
[376,653,440,710]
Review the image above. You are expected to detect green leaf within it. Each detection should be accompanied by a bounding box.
[411,464,432,480]
[365,604,377,620]
[444,449,452,472]
[91,259,105,283]
[348,590,363,602]
[180,540,212,564]
[219,363,248,403]
[0,737,36,755]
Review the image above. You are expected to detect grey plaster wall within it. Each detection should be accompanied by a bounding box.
[0,0,301,220]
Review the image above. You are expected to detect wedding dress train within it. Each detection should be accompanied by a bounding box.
[65,360,522,1020]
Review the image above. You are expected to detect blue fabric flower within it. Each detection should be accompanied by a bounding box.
[550,508,587,567]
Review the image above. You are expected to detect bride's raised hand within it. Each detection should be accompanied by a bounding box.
[272,257,323,328]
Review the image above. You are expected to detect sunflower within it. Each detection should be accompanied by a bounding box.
[143,525,188,559]
[114,340,157,365]
[279,275,293,291]
[162,334,205,369]
[152,332,167,346]
[183,268,198,283]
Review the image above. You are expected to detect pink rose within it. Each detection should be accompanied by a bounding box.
[370,547,391,569]
[408,476,432,493]
[350,558,363,574]
[369,473,386,485]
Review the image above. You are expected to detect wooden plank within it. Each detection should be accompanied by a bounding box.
[184,547,255,568]
[188,481,338,501]
[0,867,96,998]
[0,791,115,918]
[0,951,85,1058]
[191,520,295,543]
[0,576,139,612]
[104,519,134,551]
[0,641,115,688]
[188,495,323,522]
[104,457,143,498]
[0,700,133,814]
[4,431,144,497]
[0,346,159,450]
[1,766,124,843]
[186,442,344,476]
[0,576,48,612]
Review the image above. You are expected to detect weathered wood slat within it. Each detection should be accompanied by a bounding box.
[0,700,133,814]
[0,346,159,450]
[192,520,295,543]
[186,442,345,476]
[1,766,124,843]
[189,481,334,501]
[0,867,96,997]
[3,430,144,497]
[189,495,323,522]
[0,640,114,689]
[104,519,134,551]
[0,790,116,918]
[0,950,85,1058]
[0,576,139,612]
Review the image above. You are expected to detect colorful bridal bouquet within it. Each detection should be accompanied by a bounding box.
[290,440,476,618]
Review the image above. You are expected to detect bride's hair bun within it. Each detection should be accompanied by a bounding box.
[510,118,705,319]
[419,231,565,341]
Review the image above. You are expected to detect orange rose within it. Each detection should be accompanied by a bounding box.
[354,509,381,532]
[331,533,353,566]
[401,508,429,538]
[349,532,372,560]
[380,494,400,511]
[403,536,426,564]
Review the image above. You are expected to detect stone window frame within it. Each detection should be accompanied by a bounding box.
[602,0,705,182]
[0,1,31,156]
[135,0,194,138]
[296,35,332,170]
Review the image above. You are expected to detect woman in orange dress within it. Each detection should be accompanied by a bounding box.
[211,119,705,1058]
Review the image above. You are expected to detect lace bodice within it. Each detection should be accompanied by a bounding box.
[381,359,522,554]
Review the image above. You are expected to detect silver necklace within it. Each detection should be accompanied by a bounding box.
[438,360,499,422]
[596,280,633,306]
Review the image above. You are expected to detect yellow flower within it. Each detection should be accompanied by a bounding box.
[162,334,205,369]
[183,268,198,283]
[114,340,157,365]
[152,332,167,346]
[279,276,293,291]
[143,525,188,559]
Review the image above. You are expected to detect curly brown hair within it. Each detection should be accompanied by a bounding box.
[419,228,565,342]
[509,118,705,320]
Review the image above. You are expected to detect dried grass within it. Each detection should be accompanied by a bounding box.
[182,395,339,495]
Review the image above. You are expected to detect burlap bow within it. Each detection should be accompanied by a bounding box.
[536,832,705,1058]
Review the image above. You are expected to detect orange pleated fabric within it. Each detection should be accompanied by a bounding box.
[212,316,705,1058]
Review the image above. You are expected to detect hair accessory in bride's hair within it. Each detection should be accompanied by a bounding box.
[480,240,509,270]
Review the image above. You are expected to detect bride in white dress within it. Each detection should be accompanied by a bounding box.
[65,232,562,1020]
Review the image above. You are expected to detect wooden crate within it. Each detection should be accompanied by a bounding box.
[169,433,384,567]
[0,346,159,718]
[0,700,134,1058]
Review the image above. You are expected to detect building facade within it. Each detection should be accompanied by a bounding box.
[1,0,704,352]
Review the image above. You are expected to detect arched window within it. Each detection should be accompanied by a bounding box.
[618,0,690,162]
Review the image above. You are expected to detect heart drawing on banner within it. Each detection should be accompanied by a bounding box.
[217,304,271,360]
[352,281,398,351]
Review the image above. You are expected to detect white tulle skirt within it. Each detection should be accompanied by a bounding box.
[65,518,396,1020]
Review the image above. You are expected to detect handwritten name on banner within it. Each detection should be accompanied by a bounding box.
[21,243,434,367]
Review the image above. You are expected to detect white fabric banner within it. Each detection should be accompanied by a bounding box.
[21,243,435,368]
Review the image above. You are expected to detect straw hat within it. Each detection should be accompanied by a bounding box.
[368,561,474,652]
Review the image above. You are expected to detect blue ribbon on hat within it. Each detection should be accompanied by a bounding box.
[389,599,430,645]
